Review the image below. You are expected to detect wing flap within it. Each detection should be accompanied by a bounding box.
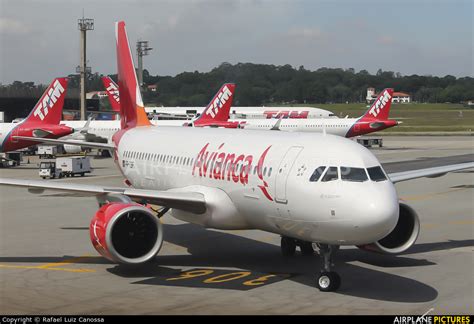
[13,136,115,150]
[0,178,206,214]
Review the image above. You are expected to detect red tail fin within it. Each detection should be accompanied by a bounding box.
[363,88,394,120]
[25,78,68,124]
[101,76,121,112]
[194,83,235,125]
[115,21,151,129]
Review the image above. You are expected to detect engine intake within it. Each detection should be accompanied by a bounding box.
[358,202,420,254]
[90,202,163,264]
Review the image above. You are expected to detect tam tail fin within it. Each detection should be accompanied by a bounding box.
[194,83,235,125]
[25,78,68,125]
[363,88,394,120]
[101,76,121,112]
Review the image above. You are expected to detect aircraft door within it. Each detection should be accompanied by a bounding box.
[274,146,303,204]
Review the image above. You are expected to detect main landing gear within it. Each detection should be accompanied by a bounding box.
[280,237,341,292]
[280,236,314,256]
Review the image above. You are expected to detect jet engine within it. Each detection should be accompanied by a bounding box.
[89,202,163,264]
[358,202,420,254]
[63,144,82,154]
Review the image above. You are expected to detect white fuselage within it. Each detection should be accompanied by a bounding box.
[62,116,360,144]
[0,123,17,148]
[240,118,359,136]
[114,126,399,245]
[145,106,337,119]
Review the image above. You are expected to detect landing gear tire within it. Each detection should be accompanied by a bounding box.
[317,271,341,292]
[281,237,296,257]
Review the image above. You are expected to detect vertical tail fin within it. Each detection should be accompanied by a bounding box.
[101,76,121,112]
[194,83,235,125]
[115,21,151,129]
[25,78,68,124]
[363,88,394,120]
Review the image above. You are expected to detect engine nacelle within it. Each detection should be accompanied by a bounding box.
[90,202,163,264]
[358,203,420,254]
[63,144,82,154]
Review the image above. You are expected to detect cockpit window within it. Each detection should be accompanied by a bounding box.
[309,166,326,182]
[321,166,339,182]
[367,166,387,181]
[340,167,368,182]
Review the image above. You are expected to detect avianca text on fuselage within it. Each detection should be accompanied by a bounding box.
[206,85,232,118]
[192,143,273,200]
[368,90,392,118]
[33,79,65,120]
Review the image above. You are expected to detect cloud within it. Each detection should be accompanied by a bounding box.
[377,35,395,45]
[0,18,30,34]
[286,27,323,39]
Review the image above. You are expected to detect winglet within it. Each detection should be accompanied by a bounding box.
[270,116,283,131]
[24,78,68,125]
[115,21,151,129]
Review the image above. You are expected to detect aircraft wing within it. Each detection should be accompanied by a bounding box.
[388,162,474,183]
[0,178,206,214]
[12,136,115,150]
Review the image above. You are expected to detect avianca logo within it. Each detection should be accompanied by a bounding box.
[264,111,309,119]
[368,90,391,118]
[206,85,232,118]
[106,82,120,103]
[192,143,273,201]
[33,80,65,120]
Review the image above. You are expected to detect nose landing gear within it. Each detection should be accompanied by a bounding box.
[280,237,341,291]
[316,244,340,292]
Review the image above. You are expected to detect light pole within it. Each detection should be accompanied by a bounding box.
[136,40,152,90]
[78,17,94,120]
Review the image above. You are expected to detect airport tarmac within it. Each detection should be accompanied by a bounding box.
[0,136,472,315]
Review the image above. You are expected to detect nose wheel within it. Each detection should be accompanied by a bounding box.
[316,244,341,292]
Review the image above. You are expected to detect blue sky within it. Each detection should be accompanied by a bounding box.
[0,0,472,84]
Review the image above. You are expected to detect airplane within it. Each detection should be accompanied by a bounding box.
[97,81,398,138]
[103,77,334,122]
[60,82,239,144]
[144,105,337,120]
[5,21,473,292]
[0,78,73,153]
[239,88,399,136]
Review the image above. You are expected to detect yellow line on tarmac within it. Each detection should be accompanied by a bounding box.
[0,255,96,273]
[37,256,93,269]
[0,264,95,273]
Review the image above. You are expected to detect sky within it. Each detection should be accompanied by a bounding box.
[0,0,472,84]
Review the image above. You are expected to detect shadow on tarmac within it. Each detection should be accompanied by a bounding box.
[2,224,472,302]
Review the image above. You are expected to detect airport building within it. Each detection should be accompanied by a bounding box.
[367,87,411,103]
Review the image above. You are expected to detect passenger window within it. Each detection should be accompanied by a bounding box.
[321,167,338,182]
[367,166,387,182]
[268,167,272,177]
[309,166,326,182]
[340,167,368,182]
